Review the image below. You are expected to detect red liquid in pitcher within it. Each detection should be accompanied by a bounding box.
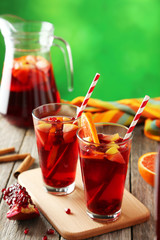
[1,55,60,127]
[79,134,131,216]
[35,116,78,189]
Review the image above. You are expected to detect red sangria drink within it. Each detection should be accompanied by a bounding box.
[32,103,80,195]
[77,122,132,221]
[0,55,60,128]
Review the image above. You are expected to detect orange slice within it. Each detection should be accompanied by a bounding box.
[81,112,99,144]
[138,152,157,187]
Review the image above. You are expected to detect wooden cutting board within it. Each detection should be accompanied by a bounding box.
[18,164,150,240]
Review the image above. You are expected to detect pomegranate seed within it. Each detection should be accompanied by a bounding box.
[48,117,56,122]
[46,228,55,235]
[24,228,29,234]
[42,236,47,240]
[65,208,71,214]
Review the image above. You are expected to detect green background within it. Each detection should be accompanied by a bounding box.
[0,0,159,101]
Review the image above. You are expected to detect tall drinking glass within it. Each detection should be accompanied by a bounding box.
[77,123,132,221]
[32,103,80,195]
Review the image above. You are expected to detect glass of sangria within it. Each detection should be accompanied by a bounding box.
[32,103,80,195]
[77,122,132,221]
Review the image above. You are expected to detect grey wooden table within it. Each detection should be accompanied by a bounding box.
[0,115,158,240]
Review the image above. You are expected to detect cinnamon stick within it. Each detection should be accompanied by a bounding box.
[0,153,29,162]
[14,155,35,178]
[0,147,15,156]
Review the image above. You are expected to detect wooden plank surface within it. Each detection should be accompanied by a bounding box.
[0,116,157,240]
[131,125,157,240]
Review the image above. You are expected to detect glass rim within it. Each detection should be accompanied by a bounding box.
[32,102,80,123]
[77,122,133,146]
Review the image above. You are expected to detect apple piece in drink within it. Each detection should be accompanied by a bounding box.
[35,116,79,188]
[79,133,131,216]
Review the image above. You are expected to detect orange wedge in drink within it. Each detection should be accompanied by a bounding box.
[81,112,99,144]
[138,152,157,187]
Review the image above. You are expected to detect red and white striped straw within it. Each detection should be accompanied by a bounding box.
[123,95,150,141]
[76,73,100,118]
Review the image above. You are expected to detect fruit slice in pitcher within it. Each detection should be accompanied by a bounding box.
[12,55,50,85]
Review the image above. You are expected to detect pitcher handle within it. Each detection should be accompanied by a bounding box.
[53,36,73,92]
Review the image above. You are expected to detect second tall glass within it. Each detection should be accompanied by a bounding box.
[77,123,132,222]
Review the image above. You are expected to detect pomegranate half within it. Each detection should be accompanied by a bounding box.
[2,183,39,220]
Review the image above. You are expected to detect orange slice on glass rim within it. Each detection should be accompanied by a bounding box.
[138,152,157,187]
[81,112,99,144]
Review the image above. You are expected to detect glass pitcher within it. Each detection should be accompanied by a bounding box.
[0,15,73,127]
